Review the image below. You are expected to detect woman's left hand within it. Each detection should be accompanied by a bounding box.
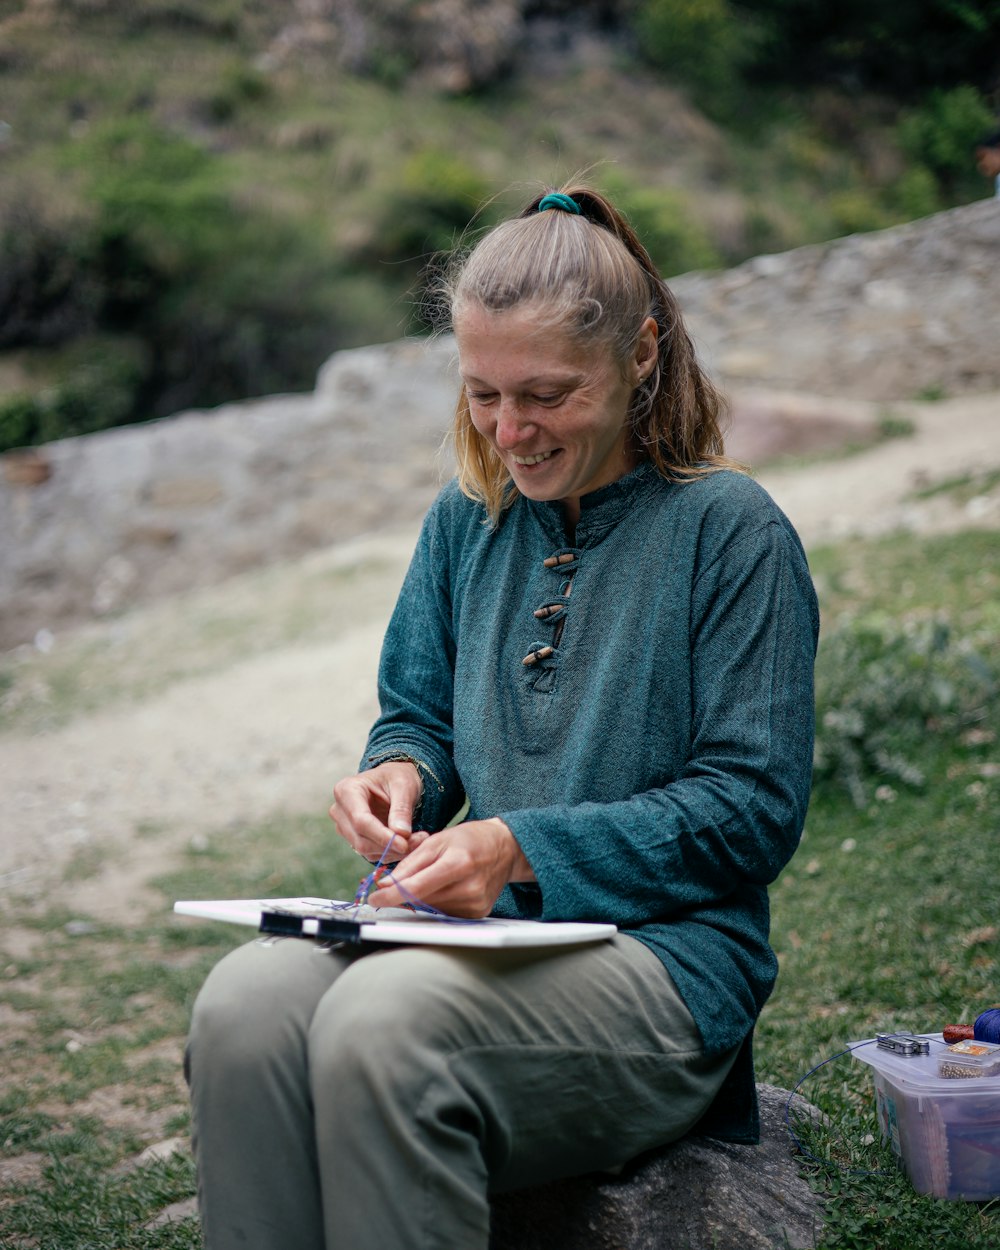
[370,818,534,918]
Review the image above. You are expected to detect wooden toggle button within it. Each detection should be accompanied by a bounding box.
[542,553,576,568]
[522,646,555,666]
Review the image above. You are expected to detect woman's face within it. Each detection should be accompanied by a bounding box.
[455,304,657,525]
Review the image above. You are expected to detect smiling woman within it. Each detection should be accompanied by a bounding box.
[456,304,658,526]
[184,183,820,1250]
[445,186,738,526]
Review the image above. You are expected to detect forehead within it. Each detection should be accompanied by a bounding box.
[455,304,610,381]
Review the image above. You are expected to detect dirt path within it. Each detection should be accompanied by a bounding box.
[756,391,1000,547]
[1,389,998,920]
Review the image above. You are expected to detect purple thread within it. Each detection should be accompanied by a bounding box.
[354,834,480,924]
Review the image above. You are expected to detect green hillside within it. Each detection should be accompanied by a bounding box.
[0,0,996,450]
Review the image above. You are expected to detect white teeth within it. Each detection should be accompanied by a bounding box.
[512,451,553,465]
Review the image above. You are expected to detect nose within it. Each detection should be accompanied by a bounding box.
[494,399,538,450]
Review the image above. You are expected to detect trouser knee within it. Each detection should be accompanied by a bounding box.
[188,939,333,1083]
[307,949,482,1101]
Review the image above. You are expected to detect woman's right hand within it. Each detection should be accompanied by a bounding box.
[329,760,426,862]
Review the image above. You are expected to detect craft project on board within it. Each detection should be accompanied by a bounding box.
[173,897,618,949]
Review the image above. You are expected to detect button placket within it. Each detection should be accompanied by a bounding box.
[521,549,580,671]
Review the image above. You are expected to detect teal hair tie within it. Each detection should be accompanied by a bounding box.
[538,193,581,215]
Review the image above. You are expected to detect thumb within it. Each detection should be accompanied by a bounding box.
[387,792,414,835]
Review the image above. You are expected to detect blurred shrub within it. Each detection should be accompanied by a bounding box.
[0,117,390,444]
[0,336,149,452]
[603,177,723,274]
[733,1,1000,100]
[364,149,492,267]
[813,615,998,808]
[205,60,272,123]
[826,188,890,236]
[0,394,39,452]
[898,85,996,194]
[892,164,941,220]
[634,0,759,115]
[0,197,101,349]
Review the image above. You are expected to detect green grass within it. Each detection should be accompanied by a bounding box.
[908,468,1000,506]
[757,527,1000,1248]
[0,814,367,1250]
[1,526,998,1246]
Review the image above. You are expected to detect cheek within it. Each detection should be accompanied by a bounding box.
[468,406,495,440]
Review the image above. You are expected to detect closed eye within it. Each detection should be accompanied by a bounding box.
[466,390,498,404]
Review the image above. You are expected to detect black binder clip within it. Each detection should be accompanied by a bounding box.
[259,911,365,943]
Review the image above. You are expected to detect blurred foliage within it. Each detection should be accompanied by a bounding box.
[898,85,997,194]
[0,198,101,351]
[0,335,149,448]
[0,116,391,449]
[602,174,723,274]
[633,0,761,117]
[813,615,999,809]
[728,0,1000,99]
[360,148,495,271]
[0,2,997,449]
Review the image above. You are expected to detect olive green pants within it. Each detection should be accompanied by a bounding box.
[185,933,737,1250]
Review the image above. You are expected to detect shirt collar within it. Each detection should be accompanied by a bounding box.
[526,459,663,542]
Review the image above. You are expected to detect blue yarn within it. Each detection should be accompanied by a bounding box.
[973,1008,1000,1044]
[538,192,581,215]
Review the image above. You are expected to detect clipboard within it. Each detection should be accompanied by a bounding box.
[173,897,617,949]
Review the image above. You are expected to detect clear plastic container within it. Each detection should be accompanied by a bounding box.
[851,1034,1000,1200]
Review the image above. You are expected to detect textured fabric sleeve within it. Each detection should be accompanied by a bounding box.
[499,519,819,926]
[358,499,466,832]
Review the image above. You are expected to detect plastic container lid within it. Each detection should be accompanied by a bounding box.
[852,1034,1000,1093]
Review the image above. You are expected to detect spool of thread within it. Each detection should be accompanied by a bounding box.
[973,1008,1000,1045]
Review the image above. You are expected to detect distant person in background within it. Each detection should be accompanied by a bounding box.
[974,129,1000,197]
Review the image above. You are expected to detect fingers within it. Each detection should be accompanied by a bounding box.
[369,820,521,918]
[329,761,423,861]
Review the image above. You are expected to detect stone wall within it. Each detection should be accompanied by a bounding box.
[2,198,997,650]
[674,197,1000,401]
[0,338,458,649]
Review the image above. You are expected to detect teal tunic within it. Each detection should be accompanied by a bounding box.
[361,461,819,1141]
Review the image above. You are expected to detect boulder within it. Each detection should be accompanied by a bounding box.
[489,1084,823,1250]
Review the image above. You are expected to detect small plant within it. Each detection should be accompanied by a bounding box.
[874,411,916,441]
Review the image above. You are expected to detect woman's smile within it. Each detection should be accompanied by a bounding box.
[511,450,557,466]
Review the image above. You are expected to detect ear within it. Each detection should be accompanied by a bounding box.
[633,317,659,384]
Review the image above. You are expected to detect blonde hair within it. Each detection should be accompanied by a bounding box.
[443,183,741,524]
